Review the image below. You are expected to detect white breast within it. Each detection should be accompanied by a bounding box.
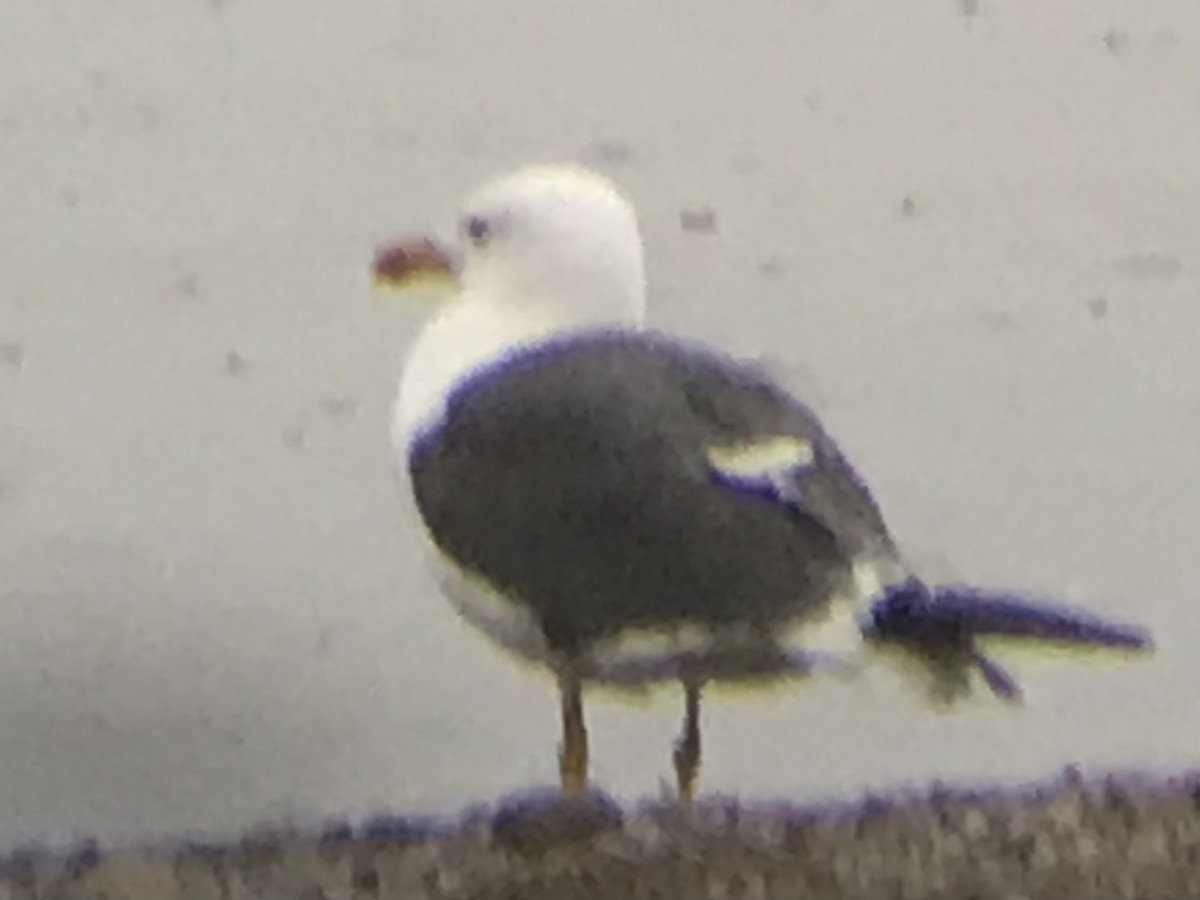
[391,301,555,454]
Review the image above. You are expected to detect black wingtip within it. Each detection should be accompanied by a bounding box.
[927,585,1154,652]
[862,579,1153,704]
[973,652,1024,702]
[865,578,1154,653]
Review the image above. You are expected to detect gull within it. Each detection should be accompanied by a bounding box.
[372,163,1153,804]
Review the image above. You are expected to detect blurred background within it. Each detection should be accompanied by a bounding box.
[0,0,1196,849]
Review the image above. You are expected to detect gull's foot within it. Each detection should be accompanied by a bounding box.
[490,784,623,851]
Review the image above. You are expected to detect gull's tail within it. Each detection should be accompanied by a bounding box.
[860,578,1154,703]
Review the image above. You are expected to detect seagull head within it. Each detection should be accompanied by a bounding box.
[374,163,647,329]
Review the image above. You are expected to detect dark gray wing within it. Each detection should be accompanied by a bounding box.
[409,328,899,653]
[671,340,900,567]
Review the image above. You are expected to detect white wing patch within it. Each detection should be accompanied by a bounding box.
[705,436,814,487]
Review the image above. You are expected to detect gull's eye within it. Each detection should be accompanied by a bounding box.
[464,214,492,247]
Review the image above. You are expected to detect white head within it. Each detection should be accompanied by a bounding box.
[454,164,647,327]
[375,163,648,328]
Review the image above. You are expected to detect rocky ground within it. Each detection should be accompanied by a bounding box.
[2,767,1196,900]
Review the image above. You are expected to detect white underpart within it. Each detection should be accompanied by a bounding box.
[421,544,880,690]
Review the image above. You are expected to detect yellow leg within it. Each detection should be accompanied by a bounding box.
[558,673,589,797]
[673,680,702,806]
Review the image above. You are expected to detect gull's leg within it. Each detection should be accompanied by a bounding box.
[673,679,703,806]
[558,671,589,797]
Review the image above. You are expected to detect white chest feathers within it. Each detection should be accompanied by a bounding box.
[390,302,555,454]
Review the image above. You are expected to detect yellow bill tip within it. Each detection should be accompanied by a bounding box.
[371,236,460,293]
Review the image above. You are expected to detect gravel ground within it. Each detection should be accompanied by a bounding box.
[2,767,1196,900]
